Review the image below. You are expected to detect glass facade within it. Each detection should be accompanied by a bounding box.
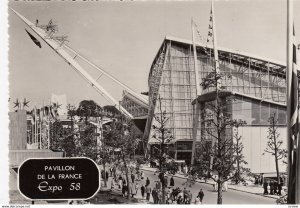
[146,37,287,161]
[231,96,286,125]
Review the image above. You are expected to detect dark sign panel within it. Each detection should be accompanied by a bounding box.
[18,157,100,200]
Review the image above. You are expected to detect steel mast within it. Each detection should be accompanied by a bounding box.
[11,8,133,119]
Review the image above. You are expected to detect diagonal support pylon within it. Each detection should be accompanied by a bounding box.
[11,8,133,119]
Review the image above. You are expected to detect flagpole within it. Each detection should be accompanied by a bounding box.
[211,0,220,87]
[39,107,41,149]
[48,100,51,149]
[191,18,202,166]
[209,0,220,171]
[35,106,37,149]
[287,0,293,203]
[287,0,300,204]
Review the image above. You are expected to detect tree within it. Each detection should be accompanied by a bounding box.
[197,69,247,204]
[76,123,98,160]
[104,117,138,199]
[263,112,287,184]
[151,95,173,204]
[76,100,102,124]
[103,105,121,116]
[230,119,249,184]
[50,121,76,157]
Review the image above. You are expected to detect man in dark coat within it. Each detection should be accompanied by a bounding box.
[131,173,135,183]
[146,177,150,186]
[152,188,158,204]
[263,181,268,195]
[170,176,175,187]
[141,184,145,198]
[198,189,204,203]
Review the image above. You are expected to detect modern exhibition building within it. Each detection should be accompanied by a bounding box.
[143,36,289,174]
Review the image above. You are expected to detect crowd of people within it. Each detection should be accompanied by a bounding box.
[102,163,206,204]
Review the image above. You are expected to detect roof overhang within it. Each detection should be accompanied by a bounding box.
[192,90,286,107]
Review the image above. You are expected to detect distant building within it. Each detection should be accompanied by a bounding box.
[9,110,63,194]
[120,90,148,133]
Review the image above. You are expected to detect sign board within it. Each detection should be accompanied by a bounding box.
[18,157,100,200]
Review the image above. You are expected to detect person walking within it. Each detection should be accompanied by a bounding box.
[122,184,126,197]
[118,175,123,189]
[170,176,175,187]
[141,184,145,198]
[157,190,162,204]
[177,195,183,204]
[156,181,161,190]
[135,183,139,195]
[183,188,188,203]
[106,171,109,181]
[187,190,192,204]
[131,173,135,183]
[198,189,204,203]
[111,179,115,190]
[145,185,151,201]
[146,177,150,186]
[152,188,158,204]
[141,171,144,180]
[130,182,136,198]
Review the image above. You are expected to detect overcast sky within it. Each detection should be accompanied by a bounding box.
[8,0,300,111]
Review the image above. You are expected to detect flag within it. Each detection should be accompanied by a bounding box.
[37,108,41,122]
[25,29,41,48]
[30,109,35,125]
[44,106,49,116]
[287,25,300,204]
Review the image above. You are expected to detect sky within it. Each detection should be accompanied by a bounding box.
[7,0,300,111]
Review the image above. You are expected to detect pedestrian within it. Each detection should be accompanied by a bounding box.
[188,190,192,204]
[137,169,140,181]
[145,185,151,201]
[130,183,136,198]
[270,181,274,195]
[141,184,145,198]
[164,175,168,187]
[278,183,282,196]
[118,177,122,189]
[111,179,114,190]
[110,167,113,177]
[260,173,264,186]
[198,189,204,203]
[156,181,161,190]
[263,181,268,195]
[157,190,162,204]
[122,184,126,197]
[113,166,116,179]
[195,196,201,204]
[170,176,175,187]
[152,188,158,204]
[177,195,183,204]
[223,180,228,192]
[183,187,188,203]
[131,173,135,183]
[135,183,139,195]
[141,171,144,180]
[146,177,150,186]
[106,171,109,180]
